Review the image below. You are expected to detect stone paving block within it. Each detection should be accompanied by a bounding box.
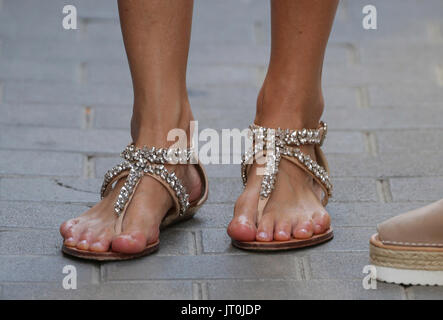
[330,178,378,202]
[259,0,437,46]
[0,150,83,176]
[328,152,443,178]
[308,227,374,252]
[158,228,193,256]
[321,131,366,154]
[178,204,233,229]
[87,63,258,88]
[0,103,83,128]
[201,228,243,255]
[411,286,443,300]
[323,62,436,87]
[0,178,100,202]
[324,106,443,130]
[81,19,122,42]
[104,254,302,281]
[359,43,443,65]
[206,177,243,204]
[0,0,74,40]
[368,84,443,108]
[191,1,256,45]
[189,43,350,65]
[376,130,443,154]
[330,0,442,45]
[0,126,129,154]
[0,229,61,255]
[3,81,133,105]
[347,0,443,22]
[327,202,427,227]
[0,59,77,83]
[1,281,193,300]
[390,177,443,202]
[0,255,97,283]
[1,38,127,62]
[207,279,403,300]
[0,201,89,229]
[189,43,269,66]
[308,252,370,280]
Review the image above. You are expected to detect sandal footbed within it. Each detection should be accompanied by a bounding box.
[231,228,333,251]
[62,240,160,261]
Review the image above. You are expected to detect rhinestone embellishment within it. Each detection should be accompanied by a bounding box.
[101,143,194,217]
[241,122,332,199]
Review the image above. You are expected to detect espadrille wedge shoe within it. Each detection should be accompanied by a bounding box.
[370,199,443,286]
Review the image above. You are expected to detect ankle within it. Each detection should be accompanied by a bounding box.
[255,80,324,129]
[131,97,193,148]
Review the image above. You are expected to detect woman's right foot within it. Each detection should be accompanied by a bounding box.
[60,108,203,254]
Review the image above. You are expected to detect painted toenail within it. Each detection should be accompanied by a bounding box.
[278,231,288,237]
[77,240,88,247]
[300,228,308,234]
[258,232,268,239]
[64,237,75,245]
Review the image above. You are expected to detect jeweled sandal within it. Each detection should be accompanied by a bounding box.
[62,143,208,261]
[231,121,333,251]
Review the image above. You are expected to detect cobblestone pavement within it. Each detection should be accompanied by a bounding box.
[1,0,443,300]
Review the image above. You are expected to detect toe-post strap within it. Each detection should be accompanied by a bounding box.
[241,122,333,221]
[100,143,196,234]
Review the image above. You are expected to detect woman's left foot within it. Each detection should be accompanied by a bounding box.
[228,143,331,243]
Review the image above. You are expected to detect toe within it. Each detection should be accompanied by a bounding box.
[228,215,257,242]
[89,228,113,252]
[312,210,331,234]
[60,218,79,238]
[293,219,314,239]
[62,223,82,247]
[256,213,275,242]
[76,230,93,250]
[274,218,292,241]
[89,238,112,252]
[112,230,151,254]
[228,191,258,241]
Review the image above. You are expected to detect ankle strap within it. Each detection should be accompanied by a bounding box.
[121,143,196,165]
[249,121,328,147]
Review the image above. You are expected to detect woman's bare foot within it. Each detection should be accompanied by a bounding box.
[60,106,202,254]
[228,87,331,242]
[228,146,331,242]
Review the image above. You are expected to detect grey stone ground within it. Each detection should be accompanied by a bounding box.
[0,0,442,300]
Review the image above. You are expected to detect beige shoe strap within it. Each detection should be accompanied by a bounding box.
[113,171,181,235]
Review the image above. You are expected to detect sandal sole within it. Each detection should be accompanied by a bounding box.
[369,234,443,286]
[231,228,333,251]
[62,240,160,261]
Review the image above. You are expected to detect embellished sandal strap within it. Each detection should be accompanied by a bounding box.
[100,143,194,224]
[241,122,332,208]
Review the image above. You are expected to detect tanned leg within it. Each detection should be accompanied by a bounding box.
[229,0,338,242]
[60,0,202,253]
